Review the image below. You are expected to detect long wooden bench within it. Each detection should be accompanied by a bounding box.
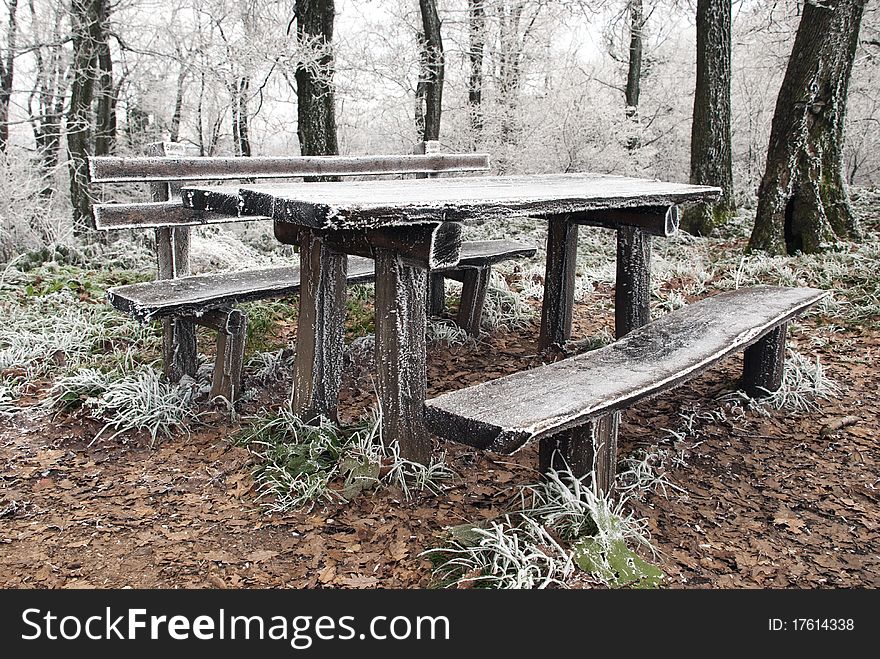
[89,142,536,402]
[424,286,829,492]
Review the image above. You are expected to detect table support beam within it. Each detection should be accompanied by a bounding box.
[374,248,431,464]
[292,229,348,422]
[615,225,652,338]
[539,217,579,350]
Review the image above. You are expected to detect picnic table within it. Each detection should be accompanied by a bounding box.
[182,173,721,464]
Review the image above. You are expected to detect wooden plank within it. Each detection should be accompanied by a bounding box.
[94,200,269,230]
[374,248,431,464]
[424,286,828,454]
[107,258,376,322]
[615,225,652,338]
[89,152,491,183]
[453,239,537,267]
[568,205,679,237]
[291,230,348,423]
[203,308,247,402]
[539,217,578,349]
[183,174,719,230]
[742,323,788,397]
[427,272,446,316]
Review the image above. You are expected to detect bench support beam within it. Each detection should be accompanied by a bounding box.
[374,247,431,464]
[291,229,348,422]
[195,308,248,402]
[742,323,788,397]
[427,272,446,317]
[539,411,621,494]
[457,268,491,337]
[616,225,652,338]
[539,217,578,349]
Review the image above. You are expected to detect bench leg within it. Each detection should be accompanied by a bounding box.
[615,225,652,338]
[456,268,490,337]
[374,247,431,464]
[292,229,348,423]
[426,272,446,317]
[539,411,620,495]
[539,217,578,349]
[742,323,788,397]
[208,310,247,402]
[162,317,198,382]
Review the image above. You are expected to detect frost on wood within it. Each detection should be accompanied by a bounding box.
[424,286,828,454]
[182,174,720,231]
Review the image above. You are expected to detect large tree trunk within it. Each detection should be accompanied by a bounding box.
[0,0,18,152]
[169,65,186,143]
[295,0,338,161]
[68,0,105,236]
[467,0,485,142]
[681,0,735,236]
[416,0,443,142]
[625,0,643,118]
[750,0,865,255]
[93,7,115,157]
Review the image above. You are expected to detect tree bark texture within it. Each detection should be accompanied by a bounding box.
[467,0,485,140]
[681,0,735,236]
[0,0,19,152]
[625,0,643,118]
[295,0,338,162]
[416,0,443,142]
[68,0,108,235]
[93,11,115,157]
[231,76,251,157]
[750,0,865,255]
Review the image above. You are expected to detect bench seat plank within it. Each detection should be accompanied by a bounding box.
[108,240,536,322]
[424,286,828,454]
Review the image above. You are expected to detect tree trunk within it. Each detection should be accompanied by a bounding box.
[68,0,104,236]
[625,0,643,118]
[467,0,485,141]
[169,65,186,143]
[681,0,735,236]
[295,0,338,163]
[93,5,115,156]
[750,0,865,255]
[0,0,18,152]
[231,76,251,157]
[416,0,443,142]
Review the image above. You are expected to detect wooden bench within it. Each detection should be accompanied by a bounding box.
[89,142,536,401]
[424,286,829,492]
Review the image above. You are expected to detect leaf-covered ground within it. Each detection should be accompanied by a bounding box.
[1,200,879,589]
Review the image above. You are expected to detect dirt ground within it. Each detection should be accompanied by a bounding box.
[1,279,878,589]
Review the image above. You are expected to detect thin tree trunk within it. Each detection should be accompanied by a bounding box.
[68,0,104,236]
[417,0,443,142]
[681,0,735,235]
[0,0,19,152]
[625,0,643,119]
[467,0,485,141]
[169,65,186,142]
[295,0,338,163]
[231,76,251,157]
[750,0,865,255]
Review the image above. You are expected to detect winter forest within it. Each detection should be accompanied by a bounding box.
[0,0,878,591]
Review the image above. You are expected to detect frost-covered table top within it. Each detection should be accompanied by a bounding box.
[182,173,721,231]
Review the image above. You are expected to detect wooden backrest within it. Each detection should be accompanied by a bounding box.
[90,141,490,280]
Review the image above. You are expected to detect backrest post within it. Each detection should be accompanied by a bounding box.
[146,142,191,280]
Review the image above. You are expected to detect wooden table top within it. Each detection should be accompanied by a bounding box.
[182,173,721,231]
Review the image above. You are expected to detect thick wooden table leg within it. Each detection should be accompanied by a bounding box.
[539,217,579,349]
[457,267,490,337]
[615,225,652,338]
[292,229,348,422]
[374,248,431,464]
[539,411,620,494]
[742,323,788,397]
[427,272,446,316]
[209,309,247,402]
